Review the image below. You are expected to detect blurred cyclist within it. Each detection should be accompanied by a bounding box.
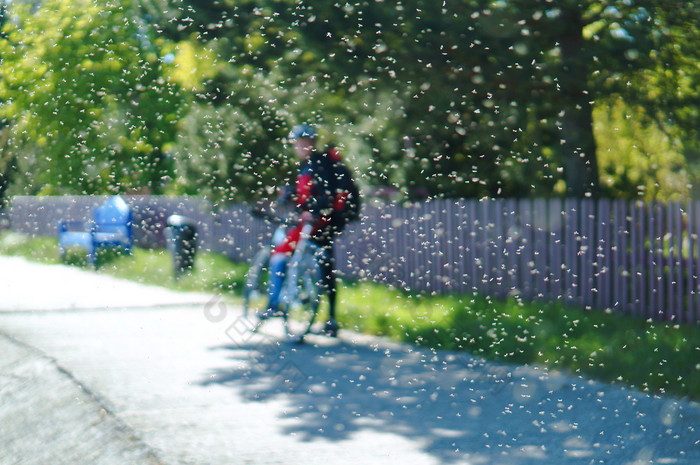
[263,124,344,337]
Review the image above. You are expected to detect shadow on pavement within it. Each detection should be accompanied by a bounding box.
[193,333,669,465]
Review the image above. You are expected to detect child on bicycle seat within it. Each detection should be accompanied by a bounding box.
[263,124,341,337]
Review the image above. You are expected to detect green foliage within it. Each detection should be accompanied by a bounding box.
[595,99,689,200]
[0,0,182,196]
[1,1,699,200]
[593,1,700,199]
[168,69,295,203]
[149,0,700,200]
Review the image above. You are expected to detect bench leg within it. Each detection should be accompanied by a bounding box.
[87,243,97,269]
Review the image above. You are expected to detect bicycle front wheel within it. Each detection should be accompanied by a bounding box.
[243,248,271,323]
[282,250,322,342]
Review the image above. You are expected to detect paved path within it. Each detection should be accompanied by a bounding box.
[1,256,699,465]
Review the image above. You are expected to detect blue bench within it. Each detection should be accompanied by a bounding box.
[58,196,133,267]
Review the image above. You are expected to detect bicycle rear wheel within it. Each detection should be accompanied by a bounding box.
[243,248,271,328]
[282,250,322,342]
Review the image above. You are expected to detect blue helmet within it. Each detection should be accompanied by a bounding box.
[289,124,317,141]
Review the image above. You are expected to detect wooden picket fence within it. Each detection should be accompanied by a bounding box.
[328,198,700,325]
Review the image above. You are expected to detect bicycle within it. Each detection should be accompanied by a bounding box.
[243,209,324,343]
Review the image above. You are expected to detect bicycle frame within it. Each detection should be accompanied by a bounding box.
[279,222,320,308]
[243,210,323,342]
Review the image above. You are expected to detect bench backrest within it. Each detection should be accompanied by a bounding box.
[94,196,132,233]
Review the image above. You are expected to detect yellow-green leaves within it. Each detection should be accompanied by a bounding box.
[0,0,181,195]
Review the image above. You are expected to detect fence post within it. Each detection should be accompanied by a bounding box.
[688,201,697,324]
[596,198,612,311]
[564,198,579,306]
[548,198,564,303]
[532,198,548,301]
[613,200,628,313]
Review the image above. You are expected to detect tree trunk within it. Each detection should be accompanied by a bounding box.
[147,147,166,195]
[558,8,600,198]
[0,122,16,208]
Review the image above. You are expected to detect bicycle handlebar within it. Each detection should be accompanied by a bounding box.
[250,208,285,224]
[251,208,318,229]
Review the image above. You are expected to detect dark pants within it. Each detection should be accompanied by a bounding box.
[314,241,336,320]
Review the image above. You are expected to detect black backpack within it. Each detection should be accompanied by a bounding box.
[326,148,361,231]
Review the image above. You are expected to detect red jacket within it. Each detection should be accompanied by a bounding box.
[274,148,341,254]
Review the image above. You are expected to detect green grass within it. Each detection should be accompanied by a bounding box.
[2,230,699,401]
[96,247,249,296]
[338,282,700,399]
[0,231,62,264]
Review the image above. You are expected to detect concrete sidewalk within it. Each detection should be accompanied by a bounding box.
[1,256,699,465]
[0,255,213,312]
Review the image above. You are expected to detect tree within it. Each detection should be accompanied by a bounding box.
[0,0,182,196]
[144,0,699,200]
[610,1,700,198]
[499,0,700,198]
[0,0,15,207]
